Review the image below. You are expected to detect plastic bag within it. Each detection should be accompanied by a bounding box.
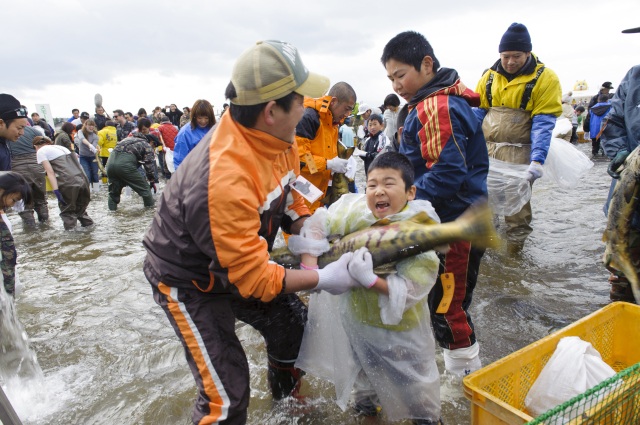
[525,336,616,417]
[487,158,531,216]
[543,137,594,189]
[165,148,175,173]
[552,117,573,139]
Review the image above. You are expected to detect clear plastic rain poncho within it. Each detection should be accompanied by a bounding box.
[295,193,441,422]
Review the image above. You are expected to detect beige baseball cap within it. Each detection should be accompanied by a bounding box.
[231,40,330,106]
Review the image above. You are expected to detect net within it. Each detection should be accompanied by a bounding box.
[526,362,640,425]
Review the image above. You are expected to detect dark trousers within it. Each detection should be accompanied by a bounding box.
[11,153,49,223]
[151,281,307,425]
[157,150,171,179]
[592,137,603,156]
[105,150,154,210]
[428,241,485,350]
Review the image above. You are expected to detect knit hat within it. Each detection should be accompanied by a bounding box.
[499,23,532,53]
[231,40,330,106]
[0,94,27,121]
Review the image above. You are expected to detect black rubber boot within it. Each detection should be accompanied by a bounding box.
[267,360,305,401]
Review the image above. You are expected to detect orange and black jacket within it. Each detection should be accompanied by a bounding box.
[143,113,310,302]
[295,96,339,212]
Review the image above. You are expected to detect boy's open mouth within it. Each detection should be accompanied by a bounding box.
[376,201,390,211]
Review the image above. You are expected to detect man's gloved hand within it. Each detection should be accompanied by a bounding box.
[327,157,349,173]
[150,181,157,194]
[347,247,378,288]
[288,208,330,256]
[608,149,630,179]
[315,252,359,295]
[53,189,67,206]
[583,131,591,141]
[300,208,328,240]
[526,161,544,182]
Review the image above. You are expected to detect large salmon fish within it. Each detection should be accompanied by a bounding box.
[271,201,499,269]
[603,147,640,302]
[321,142,354,207]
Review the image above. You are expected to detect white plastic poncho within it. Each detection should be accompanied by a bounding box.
[295,194,441,422]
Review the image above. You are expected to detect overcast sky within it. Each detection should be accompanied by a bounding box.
[3,0,640,119]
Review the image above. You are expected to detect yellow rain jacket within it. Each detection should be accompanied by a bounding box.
[475,53,562,163]
[97,125,117,158]
[476,53,562,117]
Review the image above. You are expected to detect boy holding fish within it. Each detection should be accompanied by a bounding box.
[291,152,442,424]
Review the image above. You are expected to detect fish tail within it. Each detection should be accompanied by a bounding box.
[455,200,501,249]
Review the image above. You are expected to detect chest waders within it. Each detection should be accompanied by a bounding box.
[483,67,545,241]
[483,66,545,165]
[50,151,93,229]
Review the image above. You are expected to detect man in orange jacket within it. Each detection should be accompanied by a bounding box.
[295,82,356,212]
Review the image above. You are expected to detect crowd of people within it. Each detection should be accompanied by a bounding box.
[1,20,639,425]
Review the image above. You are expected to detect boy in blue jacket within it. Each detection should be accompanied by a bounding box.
[381,31,489,376]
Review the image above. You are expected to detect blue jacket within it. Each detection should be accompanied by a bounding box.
[601,65,640,157]
[401,68,489,222]
[173,124,212,169]
[584,102,611,138]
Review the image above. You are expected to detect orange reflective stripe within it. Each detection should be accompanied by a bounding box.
[157,283,229,423]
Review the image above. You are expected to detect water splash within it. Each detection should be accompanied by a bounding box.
[0,282,48,421]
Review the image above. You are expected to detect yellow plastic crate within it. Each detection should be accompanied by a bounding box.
[463,302,640,425]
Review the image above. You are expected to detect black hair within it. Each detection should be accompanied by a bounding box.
[383,93,400,108]
[224,81,299,128]
[137,108,147,116]
[113,109,125,116]
[72,108,79,113]
[597,93,609,103]
[368,114,384,125]
[137,117,151,130]
[327,82,356,104]
[575,106,585,113]
[368,151,414,190]
[381,31,440,73]
[0,172,32,207]
[105,120,116,127]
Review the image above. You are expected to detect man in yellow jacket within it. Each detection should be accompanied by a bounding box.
[475,22,562,245]
[295,82,356,212]
[97,120,117,181]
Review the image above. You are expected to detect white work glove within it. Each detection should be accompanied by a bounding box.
[583,131,590,141]
[287,209,330,256]
[327,157,349,173]
[353,147,368,157]
[89,145,97,154]
[347,247,378,288]
[527,161,544,182]
[315,252,359,295]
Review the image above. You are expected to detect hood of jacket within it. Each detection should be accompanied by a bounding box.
[591,102,611,117]
[408,68,480,109]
